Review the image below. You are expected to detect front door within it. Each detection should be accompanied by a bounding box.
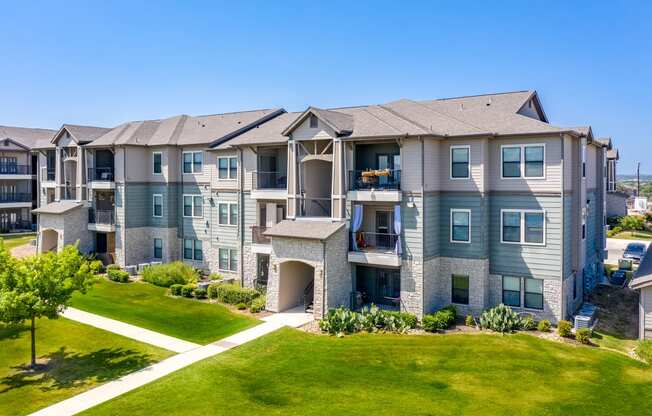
[376,211,391,249]
[257,254,270,284]
[96,233,107,253]
[376,268,400,307]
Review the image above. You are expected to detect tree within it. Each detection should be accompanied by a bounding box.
[0,244,95,368]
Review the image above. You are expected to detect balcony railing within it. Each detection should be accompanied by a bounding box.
[350,231,398,253]
[251,226,271,244]
[0,193,31,203]
[0,220,33,233]
[89,208,115,225]
[348,169,401,191]
[252,171,287,190]
[298,197,331,217]
[88,167,115,182]
[0,164,30,175]
[40,167,55,181]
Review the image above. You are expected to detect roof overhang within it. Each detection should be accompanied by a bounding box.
[208,109,286,149]
[0,137,31,151]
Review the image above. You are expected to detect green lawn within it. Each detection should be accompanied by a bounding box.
[610,230,652,240]
[70,279,259,344]
[84,328,652,416]
[0,233,35,251]
[0,317,173,416]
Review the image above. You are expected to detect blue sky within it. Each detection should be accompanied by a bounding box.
[1,1,650,173]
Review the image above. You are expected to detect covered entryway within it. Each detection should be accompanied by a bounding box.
[41,229,59,253]
[278,261,315,312]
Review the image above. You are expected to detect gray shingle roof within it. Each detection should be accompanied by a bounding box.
[607,149,619,160]
[0,125,57,149]
[62,124,112,143]
[264,220,345,240]
[32,201,82,214]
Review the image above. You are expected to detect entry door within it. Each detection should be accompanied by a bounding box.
[376,211,391,249]
[376,269,400,304]
[257,254,270,283]
[96,233,108,253]
[377,154,389,186]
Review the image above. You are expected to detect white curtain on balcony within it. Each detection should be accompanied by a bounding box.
[351,204,363,251]
[394,204,402,255]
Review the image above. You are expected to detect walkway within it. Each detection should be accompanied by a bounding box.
[32,307,314,416]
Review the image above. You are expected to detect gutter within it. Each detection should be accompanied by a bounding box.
[239,147,244,286]
[559,133,566,318]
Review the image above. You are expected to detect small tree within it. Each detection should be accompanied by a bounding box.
[619,215,646,231]
[0,244,95,368]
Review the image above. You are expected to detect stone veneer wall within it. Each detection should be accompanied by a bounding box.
[38,207,93,254]
[324,226,351,315]
[422,257,440,314]
[242,245,257,287]
[117,226,179,267]
[401,258,423,317]
[437,257,489,317]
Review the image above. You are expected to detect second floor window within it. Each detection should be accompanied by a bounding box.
[183,151,203,174]
[153,194,162,217]
[218,157,237,179]
[183,195,203,218]
[153,152,162,174]
[218,202,238,226]
[501,209,545,245]
[450,209,471,243]
[450,146,470,179]
[502,145,545,179]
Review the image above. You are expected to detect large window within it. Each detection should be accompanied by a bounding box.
[450,146,470,179]
[152,194,162,217]
[183,239,203,261]
[451,274,469,304]
[450,209,471,243]
[501,144,545,179]
[218,157,237,180]
[153,152,162,174]
[154,238,162,259]
[182,151,203,174]
[183,239,193,260]
[524,278,544,309]
[501,210,545,245]
[218,202,238,225]
[183,195,203,218]
[502,276,521,307]
[219,248,238,271]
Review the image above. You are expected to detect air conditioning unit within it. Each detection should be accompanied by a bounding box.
[137,263,151,272]
[150,261,162,266]
[125,265,137,275]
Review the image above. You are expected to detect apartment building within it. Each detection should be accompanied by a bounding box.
[0,125,56,233]
[35,90,608,322]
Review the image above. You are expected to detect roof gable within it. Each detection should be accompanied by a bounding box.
[0,138,30,151]
[51,124,112,145]
[282,107,354,137]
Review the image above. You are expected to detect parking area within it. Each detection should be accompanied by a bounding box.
[606,238,650,265]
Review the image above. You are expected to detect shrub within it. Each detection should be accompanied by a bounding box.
[557,320,573,338]
[89,260,105,274]
[107,268,130,283]
[619,215,646,231]
[194,288,208,299]
[478,304,521,333]
[141,261,199,287]
[520,316,536,331]
[386,311,418,329]
[209,273,224,281]
[250,296,266,313]
[236,302,247,310]
[208,283,260,305]
[537,319,551,332]
[575,328,592,344]
[181,284,195,298]
[170,284,183,296]
[636,340,652,363]
[422,307,456,332]
[607,226,622,237]
[465,315,475,327]
[107,264,121,271]
[319,307,361,337]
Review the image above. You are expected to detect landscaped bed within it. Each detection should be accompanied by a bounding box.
[70,279,260,344]
[83,328,652,416]
[0,317,173,416]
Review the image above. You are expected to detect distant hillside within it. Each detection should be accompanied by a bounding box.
[618,174,652,181]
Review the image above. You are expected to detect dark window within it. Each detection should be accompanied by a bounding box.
[194,240,203,261]
[183,196,192,217]
[524,278,543,309]
[309,114,318,128]
[229,157,238,178]
[451,210,470,242]
[219,204,229,224]
[229,249,238,271]
[154,238,162,259]
[153,153,162,174]
[582,162,586,178]
[451,147,469,178]
[219,248,229,270]
[582,223,586,239]
[451,274,469,304]
[183,239,193,259]
[502,276,521,307]
[524,146,544,177]
[153,195,162,217]
[502,147,521,178]
[502,211,521,242]
[230,203,238,225]
[193,196,203,217]
[524,212,544,244]
[183,153,192,173]
[573,274,577,300]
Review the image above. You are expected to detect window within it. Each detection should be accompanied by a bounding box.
[451,274,469,304]
[573,274,577,300]
[524,278,543,309]
[219,248,238,271]
[218,157,238,179]
[309,114,318,128]
[154,238,162,259]
[153,194,162,217]
[183,239,193,260]
[501,210,545,245]
[582,223,586,239]
[194,240,203,261]
[230,203,238,226]
[183,239,203,261]
[183,195,203,218]
[502,276,521,307]
[153,152,162,174]
[218,202,238,226]
[450,146,470,179]
[450,209,471,243]
[182,151,203,173]
[501,144,545,179]
[582,143,586,179]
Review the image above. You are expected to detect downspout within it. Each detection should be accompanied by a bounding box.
[239,147,244,286]
[322,239,327,317]
[419,136,424,315]
[123,146,128,266]
[559,133,565,318]
[180,149,184,262]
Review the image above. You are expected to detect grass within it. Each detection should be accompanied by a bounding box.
[609,230,652,240]
[0,317,173,416]
[588,284,640,355]
[84,328,652,416]
[0,232,35,251]
[70,279,259,344]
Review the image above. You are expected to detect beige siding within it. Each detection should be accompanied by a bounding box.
[585,144,597,189]
[401,139,422,192]
[423,138,440,191]
[209,148,239,190]
[292,118,335,141]
[439,138,485,192]
[644,287,652,335]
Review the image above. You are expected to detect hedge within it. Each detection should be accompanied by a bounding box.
[142,261,199,287]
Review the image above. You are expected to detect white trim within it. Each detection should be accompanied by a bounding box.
[450,208,471,243]
[182,151,203,174]
[217,156,238,180]
[152,194,163,218]
[449,145,471,180]
[182,194,204,218]
[217,201,238,226]
[218,247,238,272]
[152,152,163,175]
[500,143,546,180]
[500,209,546,246]
[182,238,203,261]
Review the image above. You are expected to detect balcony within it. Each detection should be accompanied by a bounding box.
[348,231,401,267]
[298,197,331,218]
[0,192,32,208]
[0,164,32,179]
[251,225,273,254]
[40,167,56,184]
[348,169,402,202]
[87,167,115,189]
[251,171,287,199]
[0,220,33,233]
[88,208,116,232]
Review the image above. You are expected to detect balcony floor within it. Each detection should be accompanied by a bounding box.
[348,248,400,267]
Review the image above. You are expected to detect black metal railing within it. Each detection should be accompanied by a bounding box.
[0,192,31,203]
[251,226,271,244]
[350,231,398,252]
[298,197,331,217]
[348,169,401,191]
[89,208,115,225]
[0,164,30,175]
[252,171,287,190]
[0,220,33,233]
[88,167,114,182]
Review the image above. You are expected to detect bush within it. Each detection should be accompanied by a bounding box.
[194,288,208,299]
[208,283,260,305]
[107,268,130,283]
[319,307,361,337]
[236,302,247,310]
[465,315,475,327]
[537,319,551,332]
[557,320,573,338]
[575,328,592,344]
[422,307,456,332]
[520,316,536,331]
[636,340,652,363]
[478,304,521,333]
[107,264,121,271]
[250,296,266,313]
[181,284,195,298]
[619,215,646,231]
[209,273,224,281]
[607,226,622,237]
[141,261,199,287]
[89,260,105,274]
[170,284,183,296]
[386,311,418,329]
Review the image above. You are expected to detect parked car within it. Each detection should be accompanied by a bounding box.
[623,242,647,263]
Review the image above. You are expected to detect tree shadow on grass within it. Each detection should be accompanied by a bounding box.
[1,347,156,393]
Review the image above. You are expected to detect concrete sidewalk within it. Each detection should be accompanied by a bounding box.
[62,307,200,353]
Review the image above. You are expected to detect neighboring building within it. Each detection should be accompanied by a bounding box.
[607,191,628,218]
[35,90,609,323]
[598,138,627,218]
[0,125,56,233]
[629,243,652,340]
